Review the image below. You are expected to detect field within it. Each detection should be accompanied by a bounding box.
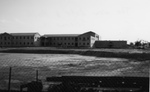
[0,52,149,90]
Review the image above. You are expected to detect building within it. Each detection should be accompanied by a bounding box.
[0,32,41,47]
[94,40,127,48]
[0,31,128,48]
[41,31,100,48]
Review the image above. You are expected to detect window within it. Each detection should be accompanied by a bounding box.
[64,37,66,40]
[24,42,26,45]
[72,43,74,45]
[68,43,70,45]
[20,37,22,39]
[83,37,86,41]
[87,43,89,45]
[31,42,33,45]
[28,42,30,45]
[27,37,29,39]
[4,37,6,40]
[83,43,85,45]
[20,42,22,45]
[50,38,52,40]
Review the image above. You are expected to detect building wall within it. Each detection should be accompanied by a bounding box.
[41,36,78,47]
[0,33,41,47]
[0,33,12,47]
[90,33,99,48]
[33,33,41,47]
[77,35,91,47]
[41,31,100,48]
[94,41,127,48]
[12,36,34,47]
[78,32,99,48]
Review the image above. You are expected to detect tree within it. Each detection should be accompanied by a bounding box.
[135,40,141,47]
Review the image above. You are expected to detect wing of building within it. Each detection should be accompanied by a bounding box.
[41,31,100,48]
[0,32,41,47]
[94,40,127,48]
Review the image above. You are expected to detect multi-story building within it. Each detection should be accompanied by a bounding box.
[0,32,41,47]
[0,31,127,48]
[41,31,100,48]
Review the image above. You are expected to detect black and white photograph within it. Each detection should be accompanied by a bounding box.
[0,0,149,92]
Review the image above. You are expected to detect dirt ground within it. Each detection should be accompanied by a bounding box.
[0,53,149,90]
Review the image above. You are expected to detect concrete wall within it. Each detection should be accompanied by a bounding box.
[94,40,127,48]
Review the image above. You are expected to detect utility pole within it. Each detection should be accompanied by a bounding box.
[8,67,12,92]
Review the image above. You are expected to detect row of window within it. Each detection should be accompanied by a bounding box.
[45,37,77,40]
[44,37,90,41]
[0,42,33,45]
[1,36,91,41]
[45,42,89,46]
[0,36,34,40]
[79,37,90,40]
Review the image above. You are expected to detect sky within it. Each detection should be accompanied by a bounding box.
[0,0,150,43]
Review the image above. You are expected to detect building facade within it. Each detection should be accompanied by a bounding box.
[94,40,127,48]
[41,31,100,48]
[0,32,41,47]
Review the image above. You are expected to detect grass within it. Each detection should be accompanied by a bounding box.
[0,47,150,61]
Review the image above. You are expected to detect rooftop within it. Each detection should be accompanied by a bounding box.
[43,34,80,37]
[10,33,39,36]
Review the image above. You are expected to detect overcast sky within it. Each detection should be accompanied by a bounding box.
[0,0,149,43]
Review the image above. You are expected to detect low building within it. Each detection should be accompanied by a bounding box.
[0,32,41,47]
[41,31,100,48]
[94,40,127,48]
